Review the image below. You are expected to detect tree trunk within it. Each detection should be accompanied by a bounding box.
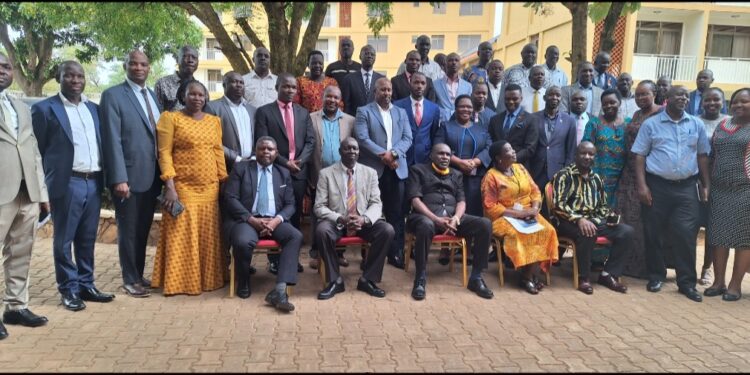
[599,2,625,53]
[564,2,589,80]
[264,3,292,75]
[0,23,54,96]
[291,3,328,76]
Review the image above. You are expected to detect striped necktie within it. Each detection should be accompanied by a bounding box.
[346,168,357,236]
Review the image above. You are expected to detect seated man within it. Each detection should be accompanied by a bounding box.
[550,141,633,295]
[406,143,494,300]
[222,136,302,312]
[314,138,394,300]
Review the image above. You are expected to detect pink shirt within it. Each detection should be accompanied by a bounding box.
[277,100,296,160]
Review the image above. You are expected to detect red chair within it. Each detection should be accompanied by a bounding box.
[318,236,370,286]
[403,233,468,287]
[544,182,612,288]
[228,239,290,298]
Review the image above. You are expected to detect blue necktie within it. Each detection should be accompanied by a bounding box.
[504,114,514,132]
[257,167,269,216]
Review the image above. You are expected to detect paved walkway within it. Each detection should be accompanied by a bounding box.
[1,237,750,372]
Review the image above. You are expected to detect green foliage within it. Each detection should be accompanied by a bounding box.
[588,2,641,22]
[366,3,394,38]
[524,2,554,17]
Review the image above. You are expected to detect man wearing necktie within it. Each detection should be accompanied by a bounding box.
[222,137,302,312]
[254,73,315,274]
[521,66,547,113]
[488,84,540,168]
[100,50,163,298]
[394,71,441,167]
[341,45,385,117]
[593,52,617,90]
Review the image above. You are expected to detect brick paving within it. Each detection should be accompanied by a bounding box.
[1,236,750,372]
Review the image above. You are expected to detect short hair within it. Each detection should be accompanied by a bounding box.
[486,59,503,70]
[600,88,621,102]
[730,87,750,105]
[222,71,242,85]
[637,79,657,95]
[57,60,83,81]
[123,49,147,67]
[176,79,209,109]
[177,46,198,62]
[307,50,324,62]
[472,81,489,93]
[454,94,473,109]
[323,85,341,98]
[577,61,593,73]
[255,136,277,148]
[505,83,522,93]
[275,72,296,90]
[431,143,451,154]
[704,86,725,99]
[409,71,427,83]
[489,140,510,161]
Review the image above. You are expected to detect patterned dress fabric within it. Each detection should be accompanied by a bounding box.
[708,118,750,248]
[153,111,229,295]
[582,116,631,206]
[293,76,342,113]
[616,108,662,278]
[481,165,559,270]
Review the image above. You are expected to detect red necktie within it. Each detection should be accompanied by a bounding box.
[284,103,296,160]
[346,168,357,236]
[415,102,422,127]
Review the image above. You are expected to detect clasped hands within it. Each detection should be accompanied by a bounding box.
[248,216,282,237]
[433,215,460,236]
[378,151,398,170]
[337,214,367,232]
[286,159,302,174]
[455,158,479,175]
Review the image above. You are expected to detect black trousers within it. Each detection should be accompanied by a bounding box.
[315,219,393,283]
[113,178,160,285]
[269,177,306,264]
[229,221,302,285]
[380,169,405,259]
[554,220,633,280]
[406,213,491,280]
[642,174,700,289]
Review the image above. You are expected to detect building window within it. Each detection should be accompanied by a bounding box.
[316,38,331,63]
[206,38,223,60]
[634,21,682,55]
[432,2,447,14]
[457,35,481,55]
[706,24,750,58]
[322,4,333,27]
[207,70,222,93]
[459,3,483,16]
[367,35,388,53]
[431,35,445,50]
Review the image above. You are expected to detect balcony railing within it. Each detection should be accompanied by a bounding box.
[208,81,222,93]
[631,54,697,82]
[202,48,224,61]
[704,57,750,84]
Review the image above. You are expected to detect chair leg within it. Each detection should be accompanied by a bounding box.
[286,286,292,296]
[448,243,455,273]
[461,240,468,287]
[319,257,327,287]
[495,238,504,287]
[229,247,235,298]
[545,268,551,286]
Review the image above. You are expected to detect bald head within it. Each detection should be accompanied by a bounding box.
[123,50,150,86]
[374,77,392,107]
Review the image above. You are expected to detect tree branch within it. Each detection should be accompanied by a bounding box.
[288,2,305,49]
[293,3,327,76]
[235,17,266,50]
[231,31,254,69]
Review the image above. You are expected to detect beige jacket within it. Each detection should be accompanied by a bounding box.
[314,161,382,225]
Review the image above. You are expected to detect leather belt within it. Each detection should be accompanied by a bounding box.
[646,173,697,185]
[71,171,101,180]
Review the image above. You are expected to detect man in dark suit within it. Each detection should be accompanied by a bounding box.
[354,78,413,269]
[485,59,506,114]
[31,61,115,312]
[254,73,314,274]
[593,52,617,90]
[529,86,577,193]
[100,50,162,298]
[341,45,385,116]
[391,50,436,103]
[206,71,257,172]
[488,84,539,168]
[393,72,440,167]
[324,38,361,87]
[222,136,301,312]
[687,69,726,116]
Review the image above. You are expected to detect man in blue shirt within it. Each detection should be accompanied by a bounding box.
[631,85,711,303]
[463,42,494,83]
[542,45,568,89]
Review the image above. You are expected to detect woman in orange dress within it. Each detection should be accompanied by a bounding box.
[481,140,559,294]
[153,80,229,295]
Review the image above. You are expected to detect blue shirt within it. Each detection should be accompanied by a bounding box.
[251,164,277,217]
[631,110,711,181]
[321,110,343,168]
[543,65,569,88]
[463,64,488,83]
[504,106,522,131]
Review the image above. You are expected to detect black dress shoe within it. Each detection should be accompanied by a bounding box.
[679,287,703,302]
[61,292,86,311]
[80,288,115,303]
[0,321,7,340]
[236,278,251,299]
[141,278,152,288]
[2,308,48,327]
[577,279,594,295]
[297,262,304,273]
[411,279,426,301]
[268,260,279,275]
[122,283,150,298]
[387,256,405,270]
[357,279,386,298]
[248,265,257,275]
[317,281,345,300]
[520,278,539,295]
[646,280,662,293]
[722,292,742,302]
[488,249,498,263]
[264,289,295,312]
[467,278,494,299]
[597,274,627,293]
[704,286,727,297]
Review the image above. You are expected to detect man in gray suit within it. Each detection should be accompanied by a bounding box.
[560,61,602,116]
[100,50,162,298]
[0,52,50,340]
[206,71,257,172]
[354,77,413,269]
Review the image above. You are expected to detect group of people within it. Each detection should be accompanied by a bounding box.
[1,34,749,338]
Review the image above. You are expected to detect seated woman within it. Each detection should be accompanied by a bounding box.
[481,140,559,294]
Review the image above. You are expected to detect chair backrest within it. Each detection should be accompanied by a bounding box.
[543,182,556,217]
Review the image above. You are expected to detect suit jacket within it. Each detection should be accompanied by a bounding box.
[0,94,48,205]
[309,110,355,187]
[254,101,315,181]
[488,109,539,167]
[529,110,577,188]
[99,81,162,192]
[485,81,506,114]
[687,89,728,116]
[222,160,295,237]
[31,95,103,200]
[313,161,382,225]
[434,76,472,122]
[341,70,386,116]
[560,83,603,117]
[206,97,257,171]
[593,71,617,91]
[354,102,413,179]
[392,96,440,166]
[390,73,437,103]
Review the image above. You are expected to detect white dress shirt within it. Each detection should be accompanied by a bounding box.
[0,91,19,139]
[125,77,161,126]
[242,70,278,108]
[59,93,100,172]
[397,59,445,81]
[488,81,502,109]
[571,111,590,145]
[378,103,394,150]
[225,96,254,160]
[521,86,546,113]
[361,68,374,89]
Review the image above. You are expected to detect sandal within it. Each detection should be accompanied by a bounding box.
[703,286,727,297]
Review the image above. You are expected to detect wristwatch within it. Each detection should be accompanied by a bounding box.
[390,150,399,159]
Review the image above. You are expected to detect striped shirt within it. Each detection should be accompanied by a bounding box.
[551,163,611,225]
